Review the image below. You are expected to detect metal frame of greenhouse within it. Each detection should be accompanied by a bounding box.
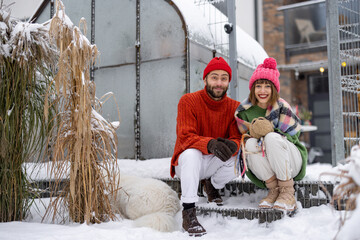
[327,0,360,165]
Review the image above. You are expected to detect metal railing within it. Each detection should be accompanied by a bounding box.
[339,0,360,157]
[327,0,360,164]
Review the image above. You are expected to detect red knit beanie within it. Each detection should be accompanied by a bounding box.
[203,57,232,81]
[249,57,280,92]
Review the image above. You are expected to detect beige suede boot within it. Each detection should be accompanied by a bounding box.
[273,179,296,211]
[259,176,279,209]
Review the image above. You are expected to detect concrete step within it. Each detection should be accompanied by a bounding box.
[30,178,335,223]
[30,178,334,207]
[30,179,69,198]
[168,178,332,223]
[162,178,334,209]
[196,206,290,224]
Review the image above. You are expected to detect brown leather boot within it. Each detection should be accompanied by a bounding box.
[201,178,223,206]
[273,179,296,211]
[259,176,279,209]
[182,207,206,236]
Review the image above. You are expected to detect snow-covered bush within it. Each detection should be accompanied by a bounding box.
[0,3,56,222]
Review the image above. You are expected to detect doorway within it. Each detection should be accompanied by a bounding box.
[307,73,331,163]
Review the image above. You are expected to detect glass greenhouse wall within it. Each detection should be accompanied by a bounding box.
[33,0,267,159]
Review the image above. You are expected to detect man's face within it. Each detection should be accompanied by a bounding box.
[204,70,230,101]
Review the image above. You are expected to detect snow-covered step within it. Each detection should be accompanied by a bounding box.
[30,178,335,223]
[161,178,334,209]
[196,206,286,223]
[30,179,68,198]
[194,193,296,223]
[30,178,334,210]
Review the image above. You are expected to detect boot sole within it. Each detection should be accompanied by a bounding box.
[273,205,297,212]
[207,200,223,206]
[182,228,207,237]
[259,204,273,209]
[259,200,274,209]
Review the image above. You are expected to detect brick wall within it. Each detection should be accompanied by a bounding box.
[289,52,328,64]
[263,0,285,64]
[262,0,328,107]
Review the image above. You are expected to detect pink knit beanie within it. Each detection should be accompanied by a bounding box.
[203,57,232,81]
[249,57,280,92]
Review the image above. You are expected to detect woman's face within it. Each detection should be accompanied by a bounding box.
[254,82,272,108]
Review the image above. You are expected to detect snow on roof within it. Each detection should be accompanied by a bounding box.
[173,0,268,68]
[30,0,267,68]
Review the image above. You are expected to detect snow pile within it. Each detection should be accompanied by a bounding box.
[0,202,340,240]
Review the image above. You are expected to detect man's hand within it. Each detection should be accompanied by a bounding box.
[217,137,238,154]
[207,139,233,162]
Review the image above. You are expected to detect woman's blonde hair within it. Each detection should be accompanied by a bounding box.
[249,79,279,106]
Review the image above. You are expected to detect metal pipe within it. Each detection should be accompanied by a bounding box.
[326,0,345,165]
[135,0,141,160]
[227,0,238,100]
[90,0,95,82]
[255,0,259,42]
[50,0,54,18]
[186,28,190,93]
[91,0,95,45]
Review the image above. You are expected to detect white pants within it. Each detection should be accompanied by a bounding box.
[245,132,302,181]
[175,148,237,203]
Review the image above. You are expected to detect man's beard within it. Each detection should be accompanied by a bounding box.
[206,84,228,99]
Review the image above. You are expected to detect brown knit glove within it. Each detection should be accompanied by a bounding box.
[207,139,233,162]
[217,137,238,155]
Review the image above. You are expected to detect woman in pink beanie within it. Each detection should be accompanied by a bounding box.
[234,57,307,212]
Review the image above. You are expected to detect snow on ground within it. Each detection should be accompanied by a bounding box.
[0,198,341,240]
[1,159,353,240]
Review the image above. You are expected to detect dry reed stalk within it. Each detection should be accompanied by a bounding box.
[319,146,360,239]
[44,0,120,224]
[321,171,360,211]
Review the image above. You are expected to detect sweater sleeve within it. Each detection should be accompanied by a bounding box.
[176,96,213,155]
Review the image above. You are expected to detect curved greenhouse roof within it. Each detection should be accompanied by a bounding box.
[173,0,268,69]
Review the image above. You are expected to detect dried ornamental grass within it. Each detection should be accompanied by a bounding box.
[320,144,360,239]
[0,2,56,222]
[43,0,120,224]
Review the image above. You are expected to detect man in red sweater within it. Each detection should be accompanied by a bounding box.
[171,57,242,236]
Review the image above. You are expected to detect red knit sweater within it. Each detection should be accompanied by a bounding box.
[170,87,242,177]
